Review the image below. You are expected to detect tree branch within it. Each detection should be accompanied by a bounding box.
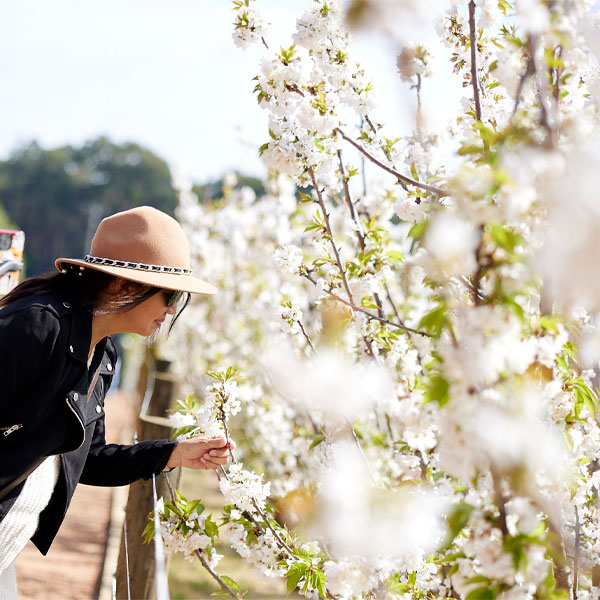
[337,149,365,251]
[574,507,580,599]
[511,48,535,118]
[307,167,355,304]
[195,550,243,600]
[297,319,315,352]
[468,1,482,122]
[302,271,430,336]
[334,128,447,196]
[346,419,378,486]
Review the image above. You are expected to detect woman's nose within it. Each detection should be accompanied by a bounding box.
[166,304,177,315]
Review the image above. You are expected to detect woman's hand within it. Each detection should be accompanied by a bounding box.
[165,435,235,471]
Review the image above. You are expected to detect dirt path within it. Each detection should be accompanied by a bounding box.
[14,391,137,600]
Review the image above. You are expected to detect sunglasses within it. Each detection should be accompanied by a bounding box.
[163,289,185,307]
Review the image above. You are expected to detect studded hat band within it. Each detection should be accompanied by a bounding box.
[84,254,193,275]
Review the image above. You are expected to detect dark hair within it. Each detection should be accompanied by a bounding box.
[0,265,189,334]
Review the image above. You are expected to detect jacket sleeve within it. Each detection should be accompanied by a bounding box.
[0,306,61,417]
[79,416,177,486]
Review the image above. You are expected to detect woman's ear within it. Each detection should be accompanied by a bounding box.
[105,277,135,297]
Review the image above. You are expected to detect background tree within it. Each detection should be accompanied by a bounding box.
[0,137,178,275]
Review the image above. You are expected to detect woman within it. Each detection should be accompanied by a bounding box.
[0,206,233,596]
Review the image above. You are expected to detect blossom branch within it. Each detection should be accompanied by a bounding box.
[301,271,430,336]
[472,225,488,305]
[490,469,508,539]
[195,550,243,600]
[297,319,316,352]
[346,419,379,486]
[334,128,446,196]
[217,414,297,560]
[308,167,356,305]
[511,48,535,118]
[468,1,482,122]
[161,474,243,600]
[574,507,580,599]
[337,149,365,251]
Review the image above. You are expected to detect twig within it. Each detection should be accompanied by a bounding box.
[195,550,243,600]
[334,128,447,196]
[373,291,385,320]
[468,1,482,122]
[302,271,430,336]
[574,507,580,599]
[472,225,487,305]
[337,149,365,251]
[511,48,535,118]
[336,150,384,319]
[490,469,509,539]
[166,470,244,596]
[251,499,296,558]
[163,472,177,503]
[384,282,404,326]
[552,45,563,102]
[530,35,557,148]
[219,407,237,464]
[346,419,379,486]
[308,167,355,305]
[297,320,315,352]
[217,420,296,560]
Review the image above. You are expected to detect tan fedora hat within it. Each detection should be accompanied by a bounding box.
[55,206,217,295]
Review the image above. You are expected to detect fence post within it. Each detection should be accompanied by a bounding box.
[115,354,182,600]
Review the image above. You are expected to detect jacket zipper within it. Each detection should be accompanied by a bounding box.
[65,399,86,450]
[1,424,23,437]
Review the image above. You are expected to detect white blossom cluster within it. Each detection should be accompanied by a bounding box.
[231,0,268,49]
[219,463,271,513]
[154,497,221,567]
[159,0,600,597]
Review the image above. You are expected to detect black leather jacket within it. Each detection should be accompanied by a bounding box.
[0,292,176,554]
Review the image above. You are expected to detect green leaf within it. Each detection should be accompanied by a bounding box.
[487,222,523,253]
[424,373,450,407]
[309,433,327,450]
[538,316,560,334]
[410,162,420,181]
[185,500,204,517]
[361,296,379,310]
[466,586,498,600]
[205,518,219,538]
[172,425,199,440]
[385,249,404,262]
[408,220,428,239]
[467,575,492,584]
[220,576,241,593]
[418,302,447,337]
[441,502,474,549]
[285,563,307,594]
[313,569,327,598]
[142,520,155,544]
[570,380,598,417]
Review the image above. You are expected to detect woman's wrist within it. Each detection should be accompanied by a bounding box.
[163,442,180,471]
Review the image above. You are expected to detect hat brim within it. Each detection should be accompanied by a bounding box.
[55,258,217,295]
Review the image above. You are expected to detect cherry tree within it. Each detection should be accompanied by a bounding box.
[154,1,600,598]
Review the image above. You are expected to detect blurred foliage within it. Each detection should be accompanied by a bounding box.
[0,138,178,275]
[0,204,18,230]
[193,173,265,202]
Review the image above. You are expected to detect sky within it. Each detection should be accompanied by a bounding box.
[0,0,433,184]
[5,1,595,185]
